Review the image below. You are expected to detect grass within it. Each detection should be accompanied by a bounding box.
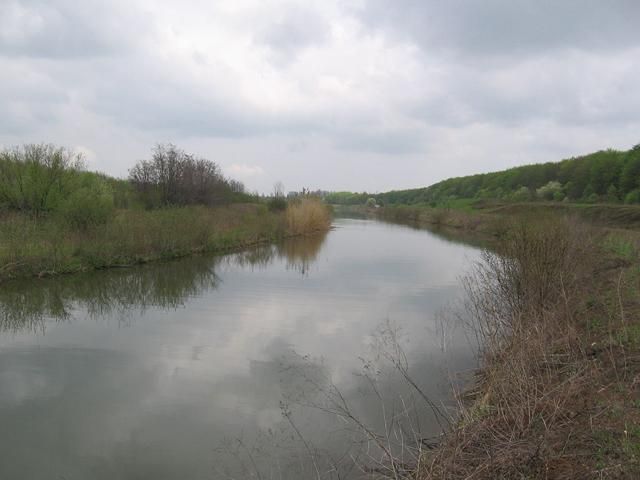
[0,200,332,282]
[285,197,332,236]
[374,204,494,234]
[412,216,640,479]
[367,201,640,241]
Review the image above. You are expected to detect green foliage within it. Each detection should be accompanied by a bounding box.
[1,143,253,218]
[0,144,84,213]
[328,144,640,207]
[324,191,370,205]
[510,186,531,202]
[536,180,562,200]
[625,189,640,204]
[0,205,293,281]
[59,173,115,229]
[267,196,287,211]
[365,197,377,207]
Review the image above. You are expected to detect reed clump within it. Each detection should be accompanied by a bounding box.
[285,197,332,236]
[417,215,640,479]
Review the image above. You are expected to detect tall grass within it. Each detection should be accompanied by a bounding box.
[417,216,640,479]
[0,201,333,282]
[376,205,486,232]
[0,205,273,281]
[285,198,332,235]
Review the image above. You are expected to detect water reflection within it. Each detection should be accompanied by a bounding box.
[228,233,327,274]
[0,231,328,333]
[0,219,478,479]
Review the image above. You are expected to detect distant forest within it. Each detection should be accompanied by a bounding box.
[327,144,640,206]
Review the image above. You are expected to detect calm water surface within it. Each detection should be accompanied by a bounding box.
[0,218,480,479]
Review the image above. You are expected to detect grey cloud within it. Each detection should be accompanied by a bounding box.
[333,126,425,154]
[90,76,321,139]
[406,53,640,130]
[357,0,640,58]
[0,0,145,59]
[0,59,69,134]
[0,0,639,192]
[257,6,330,64]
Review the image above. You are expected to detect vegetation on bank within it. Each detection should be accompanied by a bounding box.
[0,143,331,282]
[413,216,640,479]
[336,198,640,239]
[326,143,640,207]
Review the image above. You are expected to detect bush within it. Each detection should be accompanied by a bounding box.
[536,181,562,200]
[0,144,84,213]
[510,186,531,202]
[129,143,241,208]
[60,185,114,229]
[285,198,331,235]
[586,193,599,203]
[267,196,287,212]
[625,189,640,204]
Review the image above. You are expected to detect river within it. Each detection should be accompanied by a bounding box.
[0,218,481,479]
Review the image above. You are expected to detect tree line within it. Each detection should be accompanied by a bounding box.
[326,144,640,206]
[0,143,253,228]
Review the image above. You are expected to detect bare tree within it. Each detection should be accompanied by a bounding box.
[129,143,239,208]
[274,181,285,199]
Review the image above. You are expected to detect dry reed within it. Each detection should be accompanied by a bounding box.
[416,215,640,479]
[286,197,332,236]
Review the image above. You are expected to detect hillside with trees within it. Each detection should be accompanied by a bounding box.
[326,144,640,207]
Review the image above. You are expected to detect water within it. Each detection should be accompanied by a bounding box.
[0,218,481,479]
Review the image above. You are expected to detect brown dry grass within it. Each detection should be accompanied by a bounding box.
[376,205,495,234]
[415,216,640,480]
[286,197,332,236]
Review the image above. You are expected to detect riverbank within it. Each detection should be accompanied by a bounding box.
[337,201,640,236]
[409,215,640,478]
[335,203,640,477]
[0,199,331,282]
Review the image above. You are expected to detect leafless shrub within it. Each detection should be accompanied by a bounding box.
[419,215,603,479]
[129,143,242,208]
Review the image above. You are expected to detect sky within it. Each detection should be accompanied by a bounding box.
[1,0,639,193]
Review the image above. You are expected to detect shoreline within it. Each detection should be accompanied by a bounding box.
[342,204,640,478]
[0,201,332,283]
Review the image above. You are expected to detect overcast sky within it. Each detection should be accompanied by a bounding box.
[1,0,639,193]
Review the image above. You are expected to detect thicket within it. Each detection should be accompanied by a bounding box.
[0,143,254,226]
[129,143,246,208]
[327,144,640,207]
[0,144,115,228]
[0,143,333,281]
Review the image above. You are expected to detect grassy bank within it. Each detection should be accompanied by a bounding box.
[411,216,640,479]
[0,199,331,282]
[344,201,640,241]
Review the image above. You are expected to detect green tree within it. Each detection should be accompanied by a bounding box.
[536,181,562,200]
[511,186,531,202]
[0,144,84,213]
[620,145,640,194]
[625,189,640,204]
[60,173,114,229]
